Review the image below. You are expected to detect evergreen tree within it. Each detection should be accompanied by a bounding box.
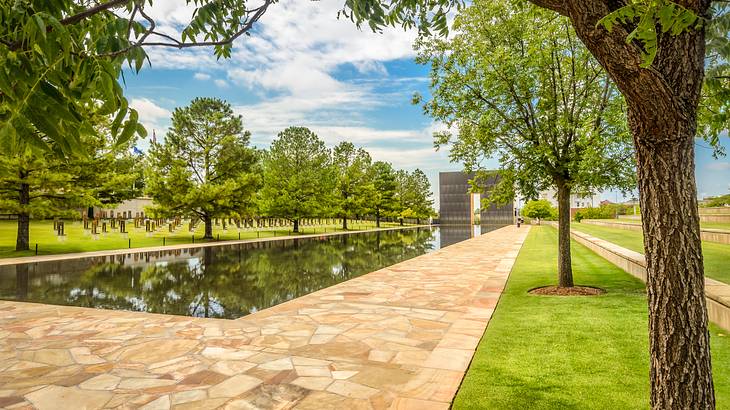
[0,120,143,251]
[146,98,260,239]
[333,142,372,230]
[368,161,398,227]
[259,127,335,233]
[409,169,436,223]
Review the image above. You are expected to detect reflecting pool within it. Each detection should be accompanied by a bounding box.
[0,226,493,319]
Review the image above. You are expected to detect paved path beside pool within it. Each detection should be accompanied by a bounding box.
[0,225,529,410]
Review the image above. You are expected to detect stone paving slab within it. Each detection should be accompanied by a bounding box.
[0,225,529,409]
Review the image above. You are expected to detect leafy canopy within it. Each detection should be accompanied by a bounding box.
[145,97,260,222]
[522,200,555,220]
[0,0,273,154]
[416,0,636,203]
[259,127,336,221]
[333,142,373,220]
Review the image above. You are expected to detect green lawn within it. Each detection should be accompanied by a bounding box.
[607,218,730,231]
[572,223,730,285]
[454,226,730,409]
[0,219,407,258]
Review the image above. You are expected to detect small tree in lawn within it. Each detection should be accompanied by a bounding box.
[368,161,398,227]
[522,200,554,225]
[416,1,635,287]
[333,142,372,230]
[146,98,260,240]
[259,127,335,233]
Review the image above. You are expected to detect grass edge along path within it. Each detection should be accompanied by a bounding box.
[570,222,730,286]
[453,225,730,409]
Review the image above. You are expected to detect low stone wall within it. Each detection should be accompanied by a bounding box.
[700,214,730,224]
[700,207,730,215]
[581,220,730,245]
[570,228,730,332]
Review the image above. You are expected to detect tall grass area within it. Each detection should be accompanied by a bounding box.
[453,226,730,409]
[0,220,407,258]
[572,223,730,285]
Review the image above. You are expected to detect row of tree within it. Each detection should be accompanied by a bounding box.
[147,98,435,239]
[0,98,435,250]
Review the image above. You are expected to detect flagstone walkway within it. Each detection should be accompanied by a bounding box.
[0,225,529,410]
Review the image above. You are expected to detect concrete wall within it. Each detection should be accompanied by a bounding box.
[568,227,730,332]
[581,219,730,245]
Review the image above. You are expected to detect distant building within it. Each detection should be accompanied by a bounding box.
[538,188,599,217]
[91,197,154,219]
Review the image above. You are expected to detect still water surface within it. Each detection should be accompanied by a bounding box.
[0,226,502,319]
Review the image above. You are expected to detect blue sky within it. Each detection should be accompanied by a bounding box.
[123,0,730,207]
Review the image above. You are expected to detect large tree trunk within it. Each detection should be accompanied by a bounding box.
[16,181,30,251]
[632,108,714,409]
[556,180,573,288]
[203,215,213,239]
[293,219,299,233]
[342,215,348,230]
[376,209,381,228]
[554,1,714,406]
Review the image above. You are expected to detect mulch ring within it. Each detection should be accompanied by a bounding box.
[528,285,606,296]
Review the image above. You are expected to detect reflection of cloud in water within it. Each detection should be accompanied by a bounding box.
[0,228,459,319]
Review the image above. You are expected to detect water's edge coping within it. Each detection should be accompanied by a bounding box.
[0,225,433,267]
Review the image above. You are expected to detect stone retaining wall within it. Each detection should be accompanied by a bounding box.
[700,207,730,215]
[700,214,730,224]
[581,220,730,245]
[569,228,730,332]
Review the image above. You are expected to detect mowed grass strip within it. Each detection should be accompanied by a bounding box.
[453,226,730,409]
[0,220,406,258]
[571,222,730,286]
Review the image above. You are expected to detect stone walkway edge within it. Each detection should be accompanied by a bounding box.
[0,225,430,267]
[0,225,530,410]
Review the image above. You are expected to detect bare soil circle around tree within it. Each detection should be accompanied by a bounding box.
[528,285,606,296]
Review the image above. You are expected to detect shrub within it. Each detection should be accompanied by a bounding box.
[522,200,556,223]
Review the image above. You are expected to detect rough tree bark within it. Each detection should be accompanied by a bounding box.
[15,179,30,252]
[203,215,213,239]
[544,0,716,407]
[293,219,300,233]
[556,179,574,288]
[342,215,348,230]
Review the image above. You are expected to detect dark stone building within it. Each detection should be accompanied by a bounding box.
[438,171,514,225]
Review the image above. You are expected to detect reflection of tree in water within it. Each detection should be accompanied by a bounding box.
[0,228,437,319]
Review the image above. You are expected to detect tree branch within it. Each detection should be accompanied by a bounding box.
[60,0,130,26]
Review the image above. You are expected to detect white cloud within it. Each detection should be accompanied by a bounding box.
[136,0,441,176]
[140,0,419,134]
[130,98,170,123]
[129,98,172,145]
